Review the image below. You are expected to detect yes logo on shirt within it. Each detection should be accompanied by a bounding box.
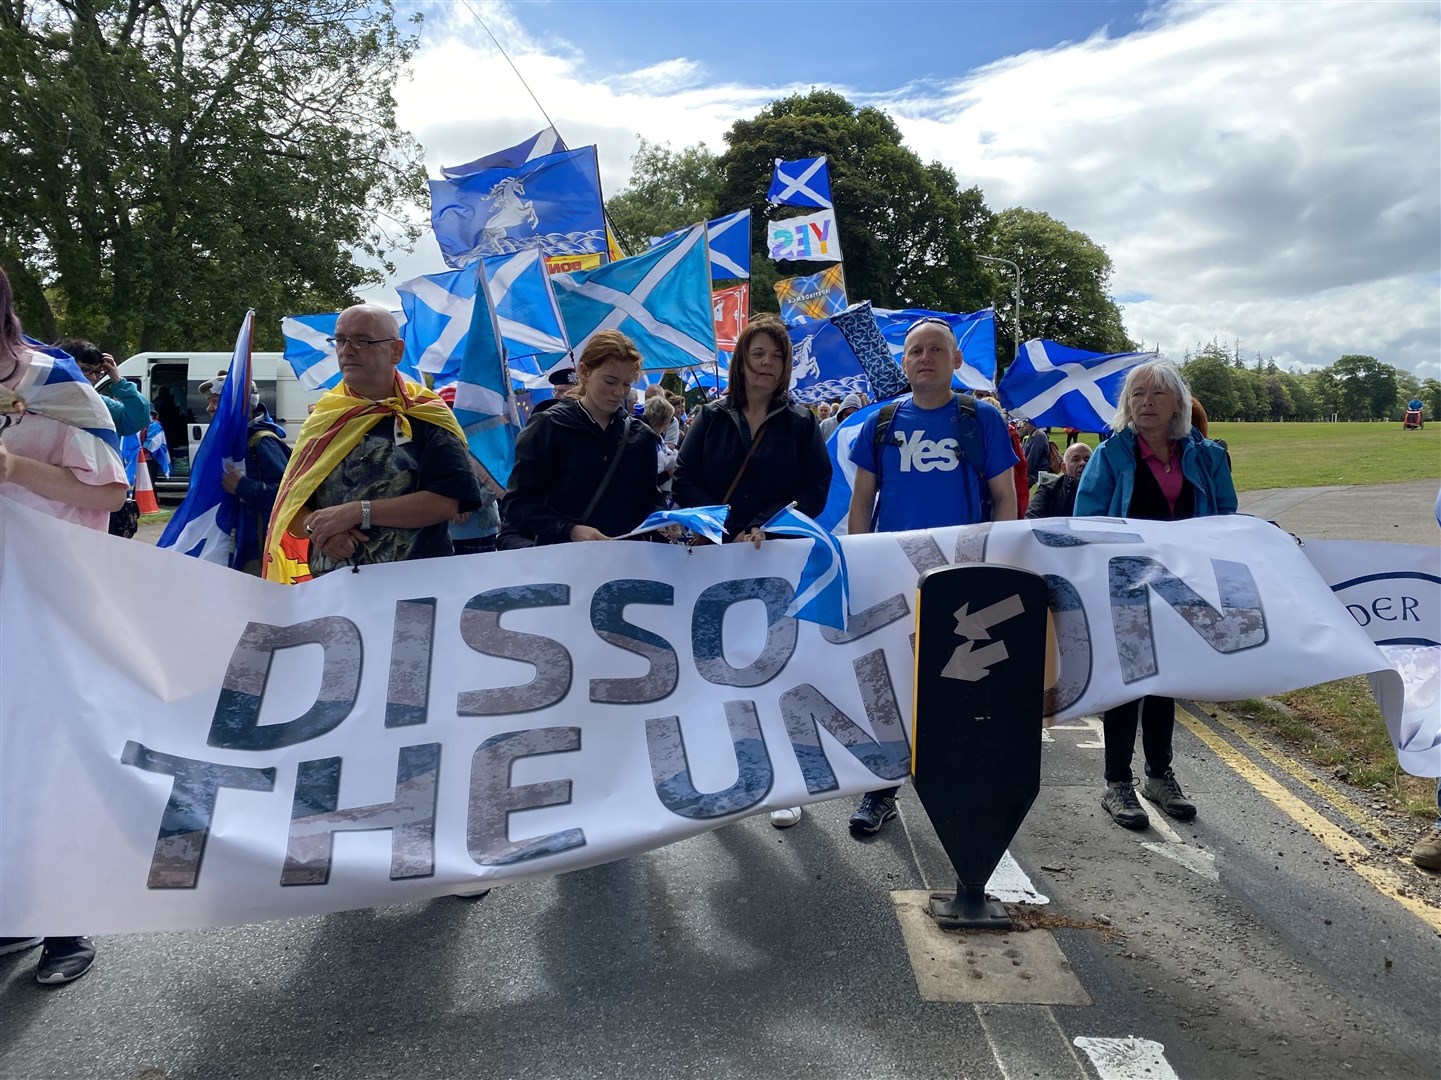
[896,430,959,473]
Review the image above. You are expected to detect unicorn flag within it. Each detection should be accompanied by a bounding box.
[768,156,833,209]
[441,127,567,179]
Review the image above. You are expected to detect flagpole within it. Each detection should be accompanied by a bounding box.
[978,255,1022,362]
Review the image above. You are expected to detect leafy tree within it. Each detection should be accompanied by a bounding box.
[1182,343,1237,420]
[717,91,995,318]
[990,208,1131,356]
[1331,354,1397,420]
[1264,373,1294,420]
[0,1,425,355]
[1304,368,1341,420]
[605,139,725,256]
[1419,378,1441,419]
[1393,368,1422,420]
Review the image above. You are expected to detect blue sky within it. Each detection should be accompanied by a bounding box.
[372,0,1441,379]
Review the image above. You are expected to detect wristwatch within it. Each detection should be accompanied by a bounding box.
[360,499,372,530]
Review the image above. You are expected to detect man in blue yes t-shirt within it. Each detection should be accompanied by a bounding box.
[843,317,1019,837]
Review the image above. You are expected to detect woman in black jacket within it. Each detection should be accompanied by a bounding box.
[672,315,831,544]
[498,331,663,546]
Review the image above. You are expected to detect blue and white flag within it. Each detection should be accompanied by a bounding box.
[553,224,716,373]
[653,209,750,281]
[281,313,340,390]
[786,317,869,404]
[768,156,833,209]
[762,504,850,630]
[874,307,998,392]
[486,249,569,362]
[429,146,606,268]
[454,263,522,488]
[683,364,729,395]
[817,402,884,532]
[619,505,729,546]
[158,312,255,566]
[400,269,477,382]
[998,340,1154,431]
[441,127,567,180]
[10,337,121,458]
[120,419,172,483]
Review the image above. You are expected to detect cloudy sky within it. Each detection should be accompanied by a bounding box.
[370,0,1440,379]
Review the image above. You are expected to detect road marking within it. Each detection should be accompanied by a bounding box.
[1048,715,1105,749]
[1175,703,1441,933]
[1073,1037,1181,1080]
[988,850,1051,904]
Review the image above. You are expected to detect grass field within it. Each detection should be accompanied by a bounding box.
[1057,422,1440,492]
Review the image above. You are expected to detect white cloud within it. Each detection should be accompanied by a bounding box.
[362,0,1439,377]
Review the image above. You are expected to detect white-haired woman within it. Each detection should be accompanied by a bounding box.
[1075,359,1237,831]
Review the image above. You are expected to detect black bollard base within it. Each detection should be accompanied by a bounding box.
[929,882,1012,930]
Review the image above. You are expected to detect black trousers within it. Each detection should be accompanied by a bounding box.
[1102,696,1175,784]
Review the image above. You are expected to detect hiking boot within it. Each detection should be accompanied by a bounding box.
[1413,828,1441,872]
[36,937,96,985]
[769,806,803,828]
[0,937,42,957]
[1101,782,1150,830]
[849,793,898,837]
[1142,770,1198,820]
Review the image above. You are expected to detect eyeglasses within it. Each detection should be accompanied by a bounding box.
[326,336,397,351]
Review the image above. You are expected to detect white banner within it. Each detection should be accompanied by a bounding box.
[767,208,842,263]
[0,499,1430,936]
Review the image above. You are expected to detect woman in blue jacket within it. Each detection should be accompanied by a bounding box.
[1075,360,1237,831]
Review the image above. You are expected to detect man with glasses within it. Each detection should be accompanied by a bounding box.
[843,317,1019,837]
[261,304,480,580]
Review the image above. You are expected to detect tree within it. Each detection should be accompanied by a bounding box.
[990,208,1132,357]
[0,1,425,355]
[1264,373,1294,420]
[1182,344,1237,420]
[717,91,995,318]
[605,139,725,255]
[1420,378,1441,419]
[1330,354,1397,420]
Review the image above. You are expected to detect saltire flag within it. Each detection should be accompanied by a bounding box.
[280,313,341,390]
[121,420,172,483]
[713,284,749,353]
[768,156,833,209]
[486,249,570,363]
[816,402,885,532]
[157,311,255,566]
[553,224,716,373]
[7,337,121,458]
[767,208,842,263]
[874,307,997,392]
[761,504,850,630]
[998,340,1154,431]
[441,126,567,179]
[429,146,606,268]
[453,264,522,487]
[682,364,728,395]
[775,265,848,325]
[619,505,729,546]
[653,210,751,281]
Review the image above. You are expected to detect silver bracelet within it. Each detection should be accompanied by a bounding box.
[360,499,371,530]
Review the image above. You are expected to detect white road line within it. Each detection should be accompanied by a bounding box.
[1073,1037,1182,1080]
[987,850,1051,904]
[1048,715,1106,749]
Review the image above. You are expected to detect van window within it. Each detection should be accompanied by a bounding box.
[149,363,194,479]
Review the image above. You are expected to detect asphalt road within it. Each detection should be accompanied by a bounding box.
[4,481,1437,1080]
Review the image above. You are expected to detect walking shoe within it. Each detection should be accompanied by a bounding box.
[1413,828,1441,872]
[35,936,96,985]
[849,793,898,837]
[0,937,42,957]
[1101,782,1150,830]
[769,806,803,828]
[1141,770,1198,821]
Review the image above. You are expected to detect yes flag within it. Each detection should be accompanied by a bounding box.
[454,265,522,487]
[767,208,842,263]
[441,127,567,179]
[429,146,606,268]
[768,156,833,209]
[762,504,850,630]
[873,307,998,392]
[158,312,255,566]
[553,224,716,373]
[654,210,751,281]
[998,340,1154,431]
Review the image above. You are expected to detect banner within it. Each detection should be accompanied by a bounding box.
[544,253,603,276]
[775,266,848,325]
[767,209,842,263]
[1,500,1431,935]
[713,284,749,353]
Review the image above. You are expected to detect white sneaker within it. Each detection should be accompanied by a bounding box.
[769,806,803,828]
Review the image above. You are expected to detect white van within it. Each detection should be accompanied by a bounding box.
[117,351,323,491]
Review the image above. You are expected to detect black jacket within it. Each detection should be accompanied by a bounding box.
[672,398,831,537]
[1026,472,1079,519]
[499,398,663,545]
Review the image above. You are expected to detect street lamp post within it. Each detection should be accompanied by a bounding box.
[978,255,1022,361]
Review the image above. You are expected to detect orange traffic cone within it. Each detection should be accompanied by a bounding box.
[134,447,160,515]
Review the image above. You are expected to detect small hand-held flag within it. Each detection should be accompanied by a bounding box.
[761,504,851,630]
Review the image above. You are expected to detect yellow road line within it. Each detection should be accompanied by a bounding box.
[1174,704,1441,934]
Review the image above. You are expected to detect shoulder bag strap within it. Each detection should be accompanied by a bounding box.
[721,422,769,505]
[579,415,633,525]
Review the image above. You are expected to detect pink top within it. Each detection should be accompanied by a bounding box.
[1138,436,1183,513]
[1,350,127,532]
